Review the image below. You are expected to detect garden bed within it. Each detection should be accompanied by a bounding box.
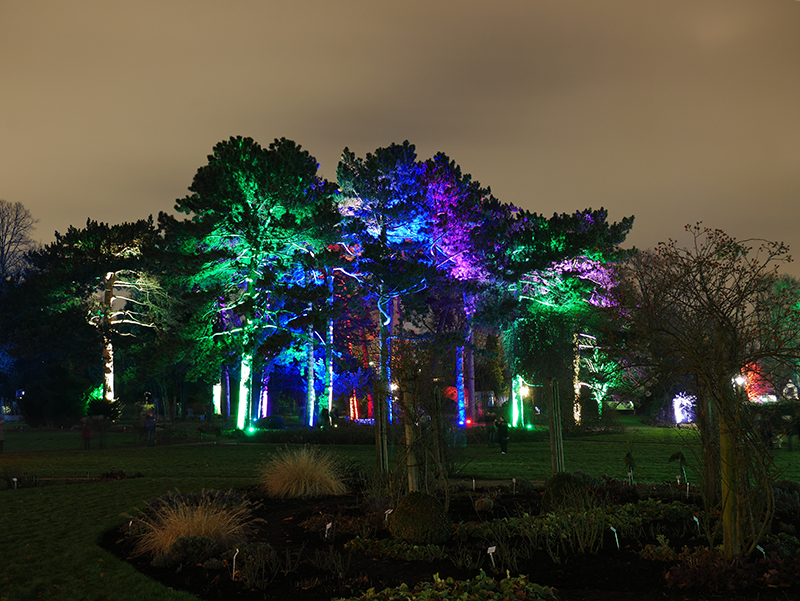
[100,484,800,601]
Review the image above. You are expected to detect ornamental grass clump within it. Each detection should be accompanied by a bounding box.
[259,445,348,498]
[129,489,258,559]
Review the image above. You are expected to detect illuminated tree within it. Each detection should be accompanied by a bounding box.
[175,137,338,430]
[338,143,501,475]
[612,225,800,558]
[494,209,632,424]
[337,141,432,473]
[0,199,38,283]
[422,153,499,426]
[25,218,167,405]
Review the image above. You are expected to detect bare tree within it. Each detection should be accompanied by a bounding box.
[0,199,38,281]
[612,225,800,558]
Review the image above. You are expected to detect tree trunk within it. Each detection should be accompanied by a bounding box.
[466,328,475,423]
[325,273,335,413]
[404,393,419,492]
[375,294,390,474]
[456,345,466,426]
[720,410,741,558]
[237,353,252,430]
[547,379,565,474]
[102,272,117,403]
[306,325,316,427]
[222,365,230,420]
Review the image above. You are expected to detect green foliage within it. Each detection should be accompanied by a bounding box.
[86,398,120,420]
[389,491,453,545]
[334,570,559,601]
[344,536,445,562]
[259,445,349,498]
[454,498,701,565]
[762,532,800,559]
[638,534,678,561]
[773,479,800,516]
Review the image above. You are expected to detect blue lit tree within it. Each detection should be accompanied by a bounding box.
[337,141,431,473]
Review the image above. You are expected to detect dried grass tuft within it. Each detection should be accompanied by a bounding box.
[130,489,257,557]
[260,445,348,499]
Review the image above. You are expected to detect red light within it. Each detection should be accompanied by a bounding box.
[466,419,472,424]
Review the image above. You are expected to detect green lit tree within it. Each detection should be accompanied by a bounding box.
[175,136,338,430]
[489,209,632,414]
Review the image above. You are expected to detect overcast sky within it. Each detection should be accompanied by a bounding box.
[2,1,799,274]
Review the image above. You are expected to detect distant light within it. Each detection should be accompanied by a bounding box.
[672,393,696,423]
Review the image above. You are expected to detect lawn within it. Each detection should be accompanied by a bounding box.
[2,419,800,601]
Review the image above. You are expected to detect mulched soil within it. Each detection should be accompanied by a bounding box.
[100,486,799,601]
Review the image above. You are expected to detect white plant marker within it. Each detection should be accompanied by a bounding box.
[487,546,496,568]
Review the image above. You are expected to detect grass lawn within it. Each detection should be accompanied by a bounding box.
[2,419,800,600]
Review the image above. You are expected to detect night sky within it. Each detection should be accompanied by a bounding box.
[3,1,799,274]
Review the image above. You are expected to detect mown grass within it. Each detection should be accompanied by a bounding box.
[2,421,800,600]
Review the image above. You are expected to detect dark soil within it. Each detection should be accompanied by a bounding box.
[100,487,799,601]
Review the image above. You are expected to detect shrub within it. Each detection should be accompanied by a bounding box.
[541,472,595,512]
[167,535,221,564]
[129,489,258,558]
[773,479,800,516]
[335,571,559,601]
[511,477,535,494]
[231,542,281,589]
[254,415,284,429]
[259,445,348,498]
[389,491,452,545]
[344,536,445,562]
[474,496,495,512]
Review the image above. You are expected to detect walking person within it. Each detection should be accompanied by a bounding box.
[81,419,92,450]
[495,416,509,454]
[144,413,156,446]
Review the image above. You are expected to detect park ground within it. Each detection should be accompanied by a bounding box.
[2,415,800,601]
